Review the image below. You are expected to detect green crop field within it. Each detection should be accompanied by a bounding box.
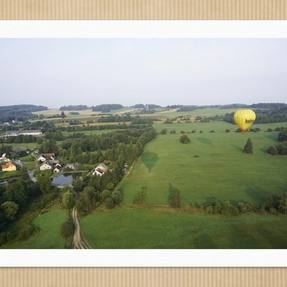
[4,208,67,249]
[81,208,287,248]
[120,121,287,206]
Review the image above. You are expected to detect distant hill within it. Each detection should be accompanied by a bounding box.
[92,104,124,113]
[249,103,287,110]
[132,104,145,109]
[0,105,47,123]
[60,105,89,111]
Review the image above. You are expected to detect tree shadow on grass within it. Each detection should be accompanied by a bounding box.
[141,152,159,172]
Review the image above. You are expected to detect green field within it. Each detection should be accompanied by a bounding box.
[77,119,287,249]
[4,208,67,249]
[120,121,287,206]
[3,107,287,249]
[81,208,287,248]
[143,107,236,119]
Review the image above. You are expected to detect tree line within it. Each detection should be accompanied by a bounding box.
[0,169,58,246]
[59,127,157,223]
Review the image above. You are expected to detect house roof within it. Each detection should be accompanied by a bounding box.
[1,161,16,169]
[40,153,55,160]
[96,163,108,171]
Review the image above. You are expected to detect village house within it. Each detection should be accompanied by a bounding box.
[0,161,17,172]
[53,163,62,173]
[37,153,55,163]
[39,163,52,171]
[92,163,108,177]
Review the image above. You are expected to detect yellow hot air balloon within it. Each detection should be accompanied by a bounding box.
[234,109,256,132]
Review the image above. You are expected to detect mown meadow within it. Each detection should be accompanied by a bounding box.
[81,115,287,248]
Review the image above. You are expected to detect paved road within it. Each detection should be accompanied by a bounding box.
[72,207,91,249]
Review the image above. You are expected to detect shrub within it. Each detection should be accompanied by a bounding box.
[61,218,75,239]
[104,197,115,209]
[225,129,230,133]
[160,129,167,135]
[168,184,181,208]
[112,190,122,204]
[179,134,190,144]
[133,186,147,205]
[243,138,253,154]
[106,182,115,190]
[101,190,112,201]
[18,224,38,240]
[266,146,278,155]
[277,144,287,155]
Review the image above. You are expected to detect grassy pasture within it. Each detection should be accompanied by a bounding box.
[144,107,236,119]
[120,121,287,206]
[81,208,287,248]
[4,208,67,249]
[61,129,122,137]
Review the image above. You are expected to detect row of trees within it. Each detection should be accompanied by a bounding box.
[58,127,157,216]
[192,191,287,216]
[266,130,287,155]
[0,135,42,144]
[0,105,47,123]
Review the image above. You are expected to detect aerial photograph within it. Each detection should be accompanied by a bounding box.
[0,38,287,249]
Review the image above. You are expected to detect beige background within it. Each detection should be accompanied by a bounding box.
[0,0,286,19]
[0,268,287,287]
[0,0,287,285]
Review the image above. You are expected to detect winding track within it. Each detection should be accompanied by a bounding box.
[72,207,91,249]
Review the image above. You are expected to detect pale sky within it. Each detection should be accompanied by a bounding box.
[0,38,286,108]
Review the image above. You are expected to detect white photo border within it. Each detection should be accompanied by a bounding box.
[0,20,287,267]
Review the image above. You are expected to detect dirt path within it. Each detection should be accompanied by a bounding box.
[72,207,91,249]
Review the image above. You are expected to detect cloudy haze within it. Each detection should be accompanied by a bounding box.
[0,38,286,108]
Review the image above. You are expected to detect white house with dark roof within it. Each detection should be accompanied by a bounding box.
[92,163,108,177]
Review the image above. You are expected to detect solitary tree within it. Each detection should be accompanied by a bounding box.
[133,186,147,205]
[160,129,167,135]
[1,201,19,220]
[61,111,66,120]
[168,184,181,208]
[179,134,190,144]
[267,146,278,155]
[243,138,253,154]
[62,189,75,211]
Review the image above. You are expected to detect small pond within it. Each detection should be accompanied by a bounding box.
[52,174,73,187]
